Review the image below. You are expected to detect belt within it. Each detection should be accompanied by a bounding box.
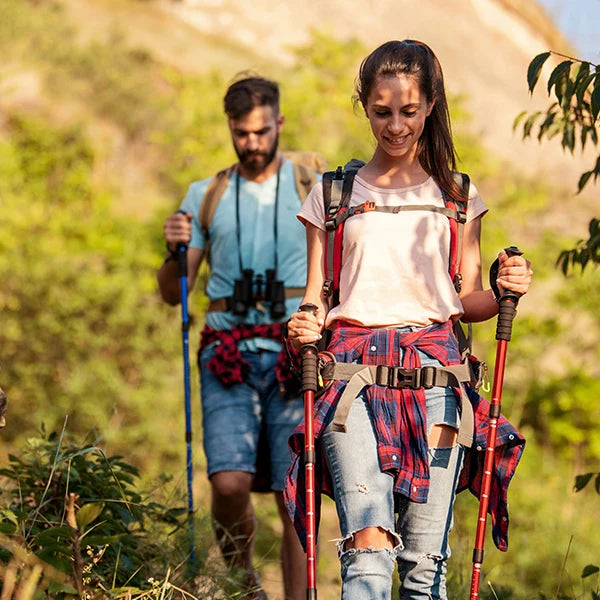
[207,287,306,313]
[321,361,475,447]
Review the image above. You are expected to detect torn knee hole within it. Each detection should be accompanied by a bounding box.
[343,526,398,551]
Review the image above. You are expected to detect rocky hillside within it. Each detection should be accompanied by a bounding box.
[57,0,593,191]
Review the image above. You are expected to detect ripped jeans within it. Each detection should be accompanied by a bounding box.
[321,351,465,600]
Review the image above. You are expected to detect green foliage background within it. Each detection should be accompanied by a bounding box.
[0,1,598,597]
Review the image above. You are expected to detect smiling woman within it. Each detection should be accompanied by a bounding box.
[362,75,433,165]
[284,39,533,600]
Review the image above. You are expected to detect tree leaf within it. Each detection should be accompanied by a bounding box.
[563,122,575,153]
[527,52,551,93]
[538,111,557,141]
[578,171,593,193]
[582,564,600,578]
[523,112,541,138]
[547,60,572,99]
[591,82,600,121]
[76,501,105,529]
[33,525,74,544]
[47,581,79,595]
[576,72,597,104]
[574,472,593,491]
[513,110,528,131]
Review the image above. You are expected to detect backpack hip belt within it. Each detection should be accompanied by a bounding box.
[318,160,487,445]
[319,359,474,447]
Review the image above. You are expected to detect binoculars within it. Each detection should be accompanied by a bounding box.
[232,269,286,319]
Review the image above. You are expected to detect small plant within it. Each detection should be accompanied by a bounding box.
[0,426,237,599]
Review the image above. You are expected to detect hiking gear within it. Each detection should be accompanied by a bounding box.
[316,160,483,450]
[199,150,327,244]
[320,357,474,444]
[321,160,468,308]
[176,232,196,565]
[206,287,306,313]
[320,160,484,390]
[233,161,282,277]
[298,302,320,600]
[470,246,523,600]
[200,152,325,319]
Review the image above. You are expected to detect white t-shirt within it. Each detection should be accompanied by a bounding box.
[298,174,488,328]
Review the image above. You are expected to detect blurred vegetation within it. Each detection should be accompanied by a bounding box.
[0,0,598,598]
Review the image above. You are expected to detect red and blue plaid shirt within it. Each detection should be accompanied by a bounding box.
[284,320,525,552]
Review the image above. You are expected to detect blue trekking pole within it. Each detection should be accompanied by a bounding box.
[176,229,195,566]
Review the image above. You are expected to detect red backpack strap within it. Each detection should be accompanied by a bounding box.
[441,172,469,292]
[322,165,359,307]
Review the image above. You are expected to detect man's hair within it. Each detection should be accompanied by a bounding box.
[223,74,280,119]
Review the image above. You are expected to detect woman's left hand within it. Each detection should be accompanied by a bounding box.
[496,250,533,297]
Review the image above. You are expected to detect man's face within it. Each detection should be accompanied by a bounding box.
[229,105,284,174]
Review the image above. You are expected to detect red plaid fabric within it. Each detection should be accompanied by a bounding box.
[200,322,300,389]
[284,320,525,552]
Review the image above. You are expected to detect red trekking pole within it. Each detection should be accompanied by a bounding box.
[470,247,523,600]
[298,303,320,600]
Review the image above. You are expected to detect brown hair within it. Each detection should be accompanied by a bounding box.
[223,74,280,120]
[355,40,466,201]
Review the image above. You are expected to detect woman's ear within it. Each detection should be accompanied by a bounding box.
[426,100,435,117]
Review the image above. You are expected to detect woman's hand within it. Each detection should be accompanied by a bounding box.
[496,250,533,298]
[287,307,324,350]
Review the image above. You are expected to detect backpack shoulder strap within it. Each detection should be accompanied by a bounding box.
[199,165,235,238]
[292,162,316,203]
[442,172,470,292]
[282,150,328,203]
[322,160,364,305]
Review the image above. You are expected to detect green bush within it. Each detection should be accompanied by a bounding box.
[0,112,182,464]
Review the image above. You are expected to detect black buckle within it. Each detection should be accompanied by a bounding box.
[376,366,416,389]
[325,217,337,231]
[375,365,437,390]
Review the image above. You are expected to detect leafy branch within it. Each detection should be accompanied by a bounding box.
[514,51,600,274]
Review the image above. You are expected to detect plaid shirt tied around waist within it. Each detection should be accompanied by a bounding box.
[199,322,300,391]
[283,320,525,552]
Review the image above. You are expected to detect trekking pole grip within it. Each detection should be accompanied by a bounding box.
[299,304,320,393]
[490,246,523,342]
[174,209,189,279]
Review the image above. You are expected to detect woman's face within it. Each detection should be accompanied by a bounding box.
[364,74,433,162]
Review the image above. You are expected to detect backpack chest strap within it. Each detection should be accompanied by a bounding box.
[326,202,467,230]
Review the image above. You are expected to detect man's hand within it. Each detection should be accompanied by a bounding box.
[164,211,193,253]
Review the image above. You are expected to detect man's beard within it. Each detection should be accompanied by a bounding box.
[235,134,278,174]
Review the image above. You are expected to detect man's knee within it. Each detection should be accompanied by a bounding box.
[211,470,253,501]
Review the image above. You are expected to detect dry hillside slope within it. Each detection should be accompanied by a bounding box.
[151,0,593,189]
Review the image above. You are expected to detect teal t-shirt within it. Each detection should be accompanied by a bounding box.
[180,158,318,351]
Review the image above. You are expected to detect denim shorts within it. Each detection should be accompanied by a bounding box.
[199,345,304,491]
